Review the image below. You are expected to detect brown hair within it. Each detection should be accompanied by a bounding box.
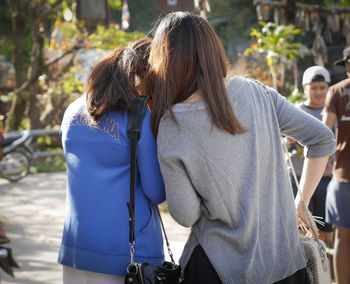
[86,38,151,121]
[147,12,246,137]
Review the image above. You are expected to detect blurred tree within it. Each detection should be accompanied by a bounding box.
[3,0,31,130]
[245,22,303,90]
[252,0,350,87]
[253,0,350,48]
[0,0,146,130]
[37,23,145,128]
[3,0,84,130]
[208,0,258,60]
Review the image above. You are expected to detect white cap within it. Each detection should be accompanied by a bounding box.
[302,66,330,85]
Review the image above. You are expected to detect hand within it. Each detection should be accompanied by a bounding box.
[296,199,319,239]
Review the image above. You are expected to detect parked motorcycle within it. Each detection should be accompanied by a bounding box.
[0,130,33,182]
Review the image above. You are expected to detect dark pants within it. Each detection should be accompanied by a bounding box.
[274,268,311,284]
[184,245,221,284]
[184,245,310,284]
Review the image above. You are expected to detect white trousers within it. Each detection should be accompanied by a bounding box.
[63,266,124,284]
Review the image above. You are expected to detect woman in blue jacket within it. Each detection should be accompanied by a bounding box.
[58,39,165,284]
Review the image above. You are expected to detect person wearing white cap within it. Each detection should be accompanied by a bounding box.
[287,66,333,247]
[322,46,350,284]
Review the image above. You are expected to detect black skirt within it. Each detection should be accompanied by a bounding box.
[184,244,310,284]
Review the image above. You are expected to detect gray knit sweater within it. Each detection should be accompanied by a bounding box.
[157,76,336,283]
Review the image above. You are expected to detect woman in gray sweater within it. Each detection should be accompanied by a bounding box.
[146,12,336,284]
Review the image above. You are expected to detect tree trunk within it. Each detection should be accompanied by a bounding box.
[6,0,28,130]
[26,15,45,129]
[282,0,297,24]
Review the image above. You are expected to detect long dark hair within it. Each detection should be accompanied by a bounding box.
[147,12,246,137]
[86,38,151,121]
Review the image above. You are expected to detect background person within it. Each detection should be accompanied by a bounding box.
[147,12,336,284]
[287,66,333,245]
[323,46,350,284]
[58,39,165,284]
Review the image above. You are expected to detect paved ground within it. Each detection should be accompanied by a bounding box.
[0,172,190,284]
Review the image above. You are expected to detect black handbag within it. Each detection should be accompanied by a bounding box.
[125,96,183,284]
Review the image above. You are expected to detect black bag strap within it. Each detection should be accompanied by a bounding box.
[127,96,149,249]
[126,96,175,265]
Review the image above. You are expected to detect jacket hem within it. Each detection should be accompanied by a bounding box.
[58,244,164,277]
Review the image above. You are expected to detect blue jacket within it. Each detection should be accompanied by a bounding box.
[58,96,166,276]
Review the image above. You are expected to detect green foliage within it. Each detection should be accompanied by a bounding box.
[38,65,84,126]
[32,135,66,173]
[0,92,14,103]
[245,22,303,66]
[245,22,303,90]
[88,25,146,50]
[49,20,146,50]
[108,0,122,10]
[0,38,12,61]
[60,21,85,40]
[324,0,350,6]
[0,0,32,63]
[36,22,146,130]
[32,154,66,173]
[61,70,84,95]
[287,88,306,104]
[47,0,74,22]
[0,2,13,60]
[37,135,53,146]
[19,116,28,130]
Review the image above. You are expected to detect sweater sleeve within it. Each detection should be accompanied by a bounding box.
[157,119,201,228]
[137,108,166,204]
[268,88,336,158]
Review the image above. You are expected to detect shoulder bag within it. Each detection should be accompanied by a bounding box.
[124,96,183,284]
